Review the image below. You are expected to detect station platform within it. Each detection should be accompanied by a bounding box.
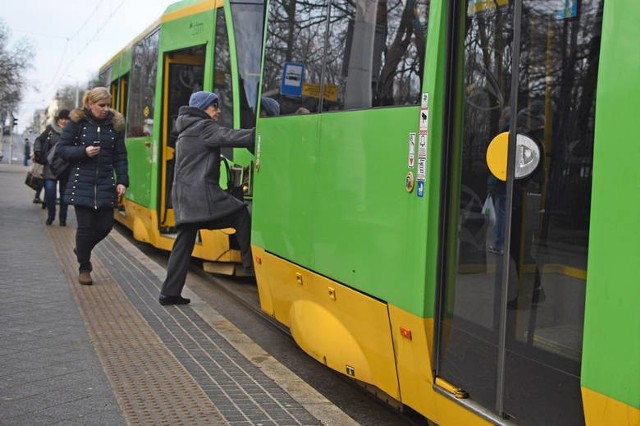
[0,163,358,426]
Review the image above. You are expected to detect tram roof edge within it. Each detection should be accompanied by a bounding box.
[99,0,221,73]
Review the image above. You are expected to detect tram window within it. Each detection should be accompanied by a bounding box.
[214,10,234,130]
[110,81,118,109]
[261,0,428,115]
[127,28,159,137]
[327,0,429,111]
[100,68,112,89]
[261,0,327,115]
[229,1,264,128]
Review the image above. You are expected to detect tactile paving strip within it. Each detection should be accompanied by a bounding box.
[45,223,325,426]
[96,237,322,426]
[46,225,226,425]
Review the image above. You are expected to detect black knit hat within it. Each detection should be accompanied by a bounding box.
[56,109,71,120]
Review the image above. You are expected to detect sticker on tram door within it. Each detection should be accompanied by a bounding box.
[417,180,425,198]
[418,134,427,158]
[417,157,426,180]
[421,93,429,109]
[408,132,416,168]
[419,108,429,131]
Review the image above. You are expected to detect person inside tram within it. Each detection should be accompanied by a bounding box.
[260,97,280,117]
[159,91,255,306]
[23,138,31,166]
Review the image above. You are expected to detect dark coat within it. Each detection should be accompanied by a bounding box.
[172,106,254,226]
[33,123,66,180]
[57,108,129,209]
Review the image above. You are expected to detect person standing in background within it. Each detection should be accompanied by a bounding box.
[57,87,128,286]
[34,109,72,226]
[260,97,280,117]
[31,139,44,206]
[23,138,30,166]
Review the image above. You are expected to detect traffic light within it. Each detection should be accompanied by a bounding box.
[12,118,18,126]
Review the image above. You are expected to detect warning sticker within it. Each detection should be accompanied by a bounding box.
[418,134,427,158]
[417,157,426,180]
[419,108,429,131]
[408,133,416,168]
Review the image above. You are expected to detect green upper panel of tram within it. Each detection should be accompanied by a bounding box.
[253,0,441,318]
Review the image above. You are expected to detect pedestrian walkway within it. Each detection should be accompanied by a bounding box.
[0,163,357,426]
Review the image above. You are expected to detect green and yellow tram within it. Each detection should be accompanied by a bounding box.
[252,0,639,424]
[100,0,264,274]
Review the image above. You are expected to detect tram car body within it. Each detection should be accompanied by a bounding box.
[100,0,264,274]
[252,0,639,424]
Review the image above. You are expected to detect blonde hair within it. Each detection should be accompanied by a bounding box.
[82,87,111,108]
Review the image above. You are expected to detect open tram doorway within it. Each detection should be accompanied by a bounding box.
[435,0,603,424]
[158,47,205,232]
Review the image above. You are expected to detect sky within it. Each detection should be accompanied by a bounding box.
[2,0,176,133]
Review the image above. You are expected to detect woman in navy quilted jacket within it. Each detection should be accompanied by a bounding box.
[57,87,129,286]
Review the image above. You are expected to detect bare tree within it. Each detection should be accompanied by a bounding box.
[55,85,81,110]
[0,20,33,123]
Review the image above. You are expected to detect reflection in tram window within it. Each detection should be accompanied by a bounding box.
[128,29,159,137]
[439,1,604,423]
[261,0,429,115]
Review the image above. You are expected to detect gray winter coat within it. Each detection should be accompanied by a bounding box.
[172,106,255,226]
[58,108,129,209]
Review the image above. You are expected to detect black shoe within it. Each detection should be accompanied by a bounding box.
[33,198,41,204]
[59,220,66,226]
[159,295,191,306]
[46,218,54,225]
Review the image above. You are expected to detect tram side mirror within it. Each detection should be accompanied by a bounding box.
[486,132,541,181]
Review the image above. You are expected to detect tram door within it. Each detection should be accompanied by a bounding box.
[436,0,603,424]
[159,48,205,231]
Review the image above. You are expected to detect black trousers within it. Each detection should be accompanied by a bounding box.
[74,206,114,272]
[161,207,252,297]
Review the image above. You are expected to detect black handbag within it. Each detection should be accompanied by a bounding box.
[25,163,44,191]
